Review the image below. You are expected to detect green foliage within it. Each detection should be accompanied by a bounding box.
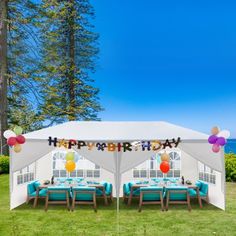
[38,0,102,124]
[0,155,9,174]
[7,0,43,131]
[225,153,236,182]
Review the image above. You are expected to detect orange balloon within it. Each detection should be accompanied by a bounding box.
[65,160,76,172]
[14,143,22,153]
[161,153,170,162]
[211,126,219,135]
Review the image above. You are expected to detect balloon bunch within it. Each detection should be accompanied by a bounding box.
[65,152,76,172]
[160,152,170,174]
[3,126,26,153]
[208,126,230,153]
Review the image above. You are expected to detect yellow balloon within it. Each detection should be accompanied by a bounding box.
[65,160,76,172]
[211,126,220,135]
[161,153,170,162]
[14,143,22,153]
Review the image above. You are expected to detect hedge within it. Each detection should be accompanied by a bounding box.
[0,155,9,174]
[225,153,236,182]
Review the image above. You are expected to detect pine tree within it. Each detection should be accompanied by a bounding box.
[0,0,8,154]
[7,0,43,131]
[39,0,102,125]
[1,0,42,154]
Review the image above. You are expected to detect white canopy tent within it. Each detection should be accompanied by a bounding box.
[10,121,225,210]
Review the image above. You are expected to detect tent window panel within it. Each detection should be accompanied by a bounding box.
[133,151,181,179]
[87,170,93,178]
[94,170,100,178]
[133,170,140,178]
[150,170,157,178]
[70,171,76,177]
[53,170,60,177]
[174,170,180,178]
[167,170,173,178]
[198,162,216,185]
[157,170,163,177]
[60,170,67,177]
[52,151,100,179]
[77,170,84,177]
[16,164,35,185]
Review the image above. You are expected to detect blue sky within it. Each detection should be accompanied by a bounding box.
[92,0,236,137]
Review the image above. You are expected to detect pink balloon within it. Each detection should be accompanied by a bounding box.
[212,144,220,153]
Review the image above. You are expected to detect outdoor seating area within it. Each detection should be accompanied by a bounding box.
[27,178,113,211]
[123,178,209,212]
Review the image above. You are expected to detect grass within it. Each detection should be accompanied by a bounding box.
[0,175,236,236]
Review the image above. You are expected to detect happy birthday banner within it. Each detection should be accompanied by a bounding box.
[48,137,181,152]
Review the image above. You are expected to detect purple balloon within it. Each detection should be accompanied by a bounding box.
[216,137,226,146]
[208,135,218,144]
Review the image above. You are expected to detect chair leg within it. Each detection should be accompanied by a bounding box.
[33,197,38,208]
[45,196,48,212]
[66,193,70,211]
[138,193,143,212]
[206,195,209,204]
[26,196,30,204]
[128,194,132,206]
[187,195,191,212]
[160,194,164,211]
[166,192,169,211]
[93,193,97,212]
[72,193,76,211]
[198,196,203,208]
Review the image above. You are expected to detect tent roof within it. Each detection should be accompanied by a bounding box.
[24,121,208,141]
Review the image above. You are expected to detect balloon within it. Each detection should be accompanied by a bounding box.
[16,135,26,144]
[161,153,170,162]
[3,130,16,139]
[212,144,220,153]
[13,126,23,135]
[14,143,22,153]
[66,152,74,161]
[217,130,230,139]
[65,160,76,172]
[211,126,220,135]
[216,137,226,146]
[208,135,218,144]
[160,161,170,174]
[7,137,17,146]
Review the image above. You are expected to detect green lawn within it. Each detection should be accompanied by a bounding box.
[0,175,236,236]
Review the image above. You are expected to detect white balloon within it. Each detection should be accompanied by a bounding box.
[3,130,16,139]
[217,130,230,139]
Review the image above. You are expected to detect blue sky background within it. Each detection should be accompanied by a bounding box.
[92,0,236,137]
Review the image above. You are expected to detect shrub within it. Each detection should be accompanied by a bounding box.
[0,155,9,174]
[225,153,236,182]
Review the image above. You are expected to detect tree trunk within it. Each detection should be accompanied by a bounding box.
[0,0,8,155]
[68,0,76,121]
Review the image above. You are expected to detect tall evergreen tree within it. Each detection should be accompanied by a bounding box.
[0,0,8,154]
[1,0,42,154]
[39,0,102,125]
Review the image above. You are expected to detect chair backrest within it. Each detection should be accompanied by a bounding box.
[72,186,96,201]
[123,183,130,195]
[106,183,112,195]
[198,181,208,195]
[47,187,71,201]
[140,186,163,201]
[27,181,40,195]
[166,186,188,201]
